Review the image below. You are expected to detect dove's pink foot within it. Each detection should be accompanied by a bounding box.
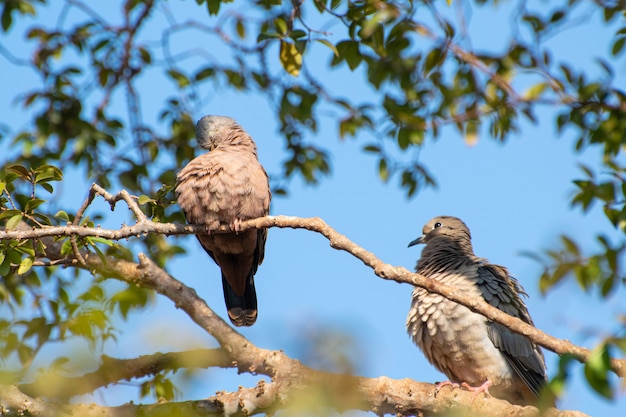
[461,379,493,404]
[460,378,493,396]
[434,380,461,397]
[435,380,461,391]
[434,379,492,402]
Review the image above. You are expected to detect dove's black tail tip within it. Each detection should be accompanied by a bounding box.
[222,273,258,327]
[227,307,258,327]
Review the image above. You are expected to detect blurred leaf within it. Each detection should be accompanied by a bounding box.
[5,164,31,181]
[54,210,70,222]
[611,37,626,56]
[316,39,339,56]
[206,0,221,15]
[235,18,245,38]
[138,195,156,205]
[464,122,478,146]
[378,158,389,182]
[166,69,190,88]
[333,40,362,70]
[279,40,302,76]
[108,286,151,319]
[17,257,33,275]
[523,82,548,100]
[584,344,614,399]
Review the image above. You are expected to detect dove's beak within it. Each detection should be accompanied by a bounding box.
[407,235,425,248]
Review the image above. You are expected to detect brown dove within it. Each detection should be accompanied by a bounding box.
[406,216,548,405]
[176,115,271,327]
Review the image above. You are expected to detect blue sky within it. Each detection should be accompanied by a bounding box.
[1,1,624,416]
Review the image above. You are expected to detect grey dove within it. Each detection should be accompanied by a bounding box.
[176,115,271,327]
[406,216,548,405]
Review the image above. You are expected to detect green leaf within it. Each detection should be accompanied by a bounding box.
[92,243,107,264]
[17,257,33,275]
[423,47,444,75]
[18,344,34,365]
[34,165,63,182]
[363,144,380,153]
[0,258,10,277]
[464,122,478,146]
[316,39,339,56]
[257,32,281,42]
[397,128,410,149]
[40,183,54,193]
[523,82,548,100]
[235,19,245,38]
[1,4,13,32]
[560,235,580,257]
[274,17,287,35]
[54,210,70,222]
[584,344,613,399]
[88,237,115,247]
[138,195,156,205]
[548,10,564,23]
[206,0,221,15]
[50,356,70,371]
[194,67,215,81]
[60,239,73,256]
[166,69,190,88]
[611,37,626,56]
[109,286,150,319]
[334,40,361,71]
[5,213,23,230]
[78,285,105,303]
[378,158,389,182]
[5,164,31,181]
[279,40,302,76]
[155,376,176,400]
[290,29,307,40]
[25,198,46,213]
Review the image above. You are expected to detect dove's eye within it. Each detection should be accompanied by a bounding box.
[434,222,442,229]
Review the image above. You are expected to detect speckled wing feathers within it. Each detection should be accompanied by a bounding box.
[476,265,547,397]
[406,216,548,406]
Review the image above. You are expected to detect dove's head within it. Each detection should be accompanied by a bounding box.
[196,115,241,150]
[408,216,472,248]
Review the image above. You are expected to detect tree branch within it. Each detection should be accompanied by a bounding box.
[2,210,594,416]
[3,206,624,377]
[0,377,591,417]
[18,348,232,399]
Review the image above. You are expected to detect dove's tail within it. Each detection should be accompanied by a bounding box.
[222,272,258,327]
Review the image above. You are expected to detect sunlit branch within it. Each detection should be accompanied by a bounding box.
[19,349,232,399]
[1,183,624,377]
[2,217,587,417]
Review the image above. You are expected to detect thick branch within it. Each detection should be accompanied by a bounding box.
[5,213,623,377]
[1,375,589,417]
[18,348,232,399]
[2,219,591,416]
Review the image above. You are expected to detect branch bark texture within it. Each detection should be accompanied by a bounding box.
[0,184,618,417]
[3,212,622,377]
